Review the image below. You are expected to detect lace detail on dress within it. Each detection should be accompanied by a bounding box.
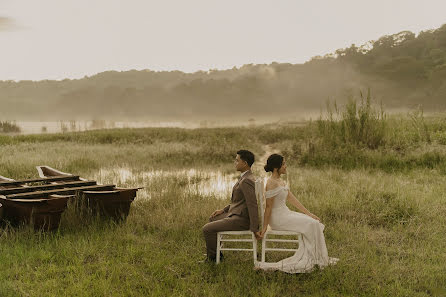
[265,186,288,199]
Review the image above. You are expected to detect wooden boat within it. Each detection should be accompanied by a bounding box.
[0,175,18,189]
[0,175,74,230]
[0,175,15,182]
[0,172,124,229]
[36,166,139,220]
[0,166,140,229]
[0,194,71,230]
[36,166,83,181]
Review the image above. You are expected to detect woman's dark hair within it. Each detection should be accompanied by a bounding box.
[264,154,284,173]
[237,150,255,167]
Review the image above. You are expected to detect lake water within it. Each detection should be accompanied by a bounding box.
[94,167,240,200]
[10,119,271,135]
[14,121,198,134]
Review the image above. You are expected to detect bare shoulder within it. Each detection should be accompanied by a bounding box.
[265,178,280,191]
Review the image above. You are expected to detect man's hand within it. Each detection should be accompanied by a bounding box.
[254,231,262,240]
[258,228,267,239]
[209,209,224,219]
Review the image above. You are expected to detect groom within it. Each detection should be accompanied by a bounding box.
[202,149,261,262]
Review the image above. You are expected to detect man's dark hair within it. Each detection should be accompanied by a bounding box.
[237,150,255,167]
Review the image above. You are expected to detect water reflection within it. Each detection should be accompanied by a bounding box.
[94,168,238,200]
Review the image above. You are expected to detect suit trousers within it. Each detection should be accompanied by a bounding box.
[202,211,250,259]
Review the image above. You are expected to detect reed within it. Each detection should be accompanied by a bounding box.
[316,89,386,149]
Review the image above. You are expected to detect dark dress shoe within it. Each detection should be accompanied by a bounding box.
[198,256,216,264]
[198,253,223,264]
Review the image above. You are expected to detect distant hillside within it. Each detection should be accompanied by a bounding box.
[1,24,445,120]
[330,23,446,108]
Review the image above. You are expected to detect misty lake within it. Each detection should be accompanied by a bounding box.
[14,121,197,134]
[11,119,271,134]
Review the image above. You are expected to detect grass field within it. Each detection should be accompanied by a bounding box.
[1,112,446,296]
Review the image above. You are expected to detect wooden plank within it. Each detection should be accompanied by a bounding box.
[0,175,80,187]
[6,184,116,199]
[0,180,97,195]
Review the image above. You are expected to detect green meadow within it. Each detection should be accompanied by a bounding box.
[1,105,446,296]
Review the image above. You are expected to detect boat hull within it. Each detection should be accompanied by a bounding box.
[0,196,69,230]
[36,166,72,178]
[81,188,137,220]
[37,166,139,222]
[0,175,17,189]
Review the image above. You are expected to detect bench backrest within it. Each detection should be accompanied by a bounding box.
[255,178,265,230]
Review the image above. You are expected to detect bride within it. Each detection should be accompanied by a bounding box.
[256,153,338,273]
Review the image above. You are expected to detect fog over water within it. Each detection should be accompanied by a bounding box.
[13,116,313,135]
[7,107,420,135]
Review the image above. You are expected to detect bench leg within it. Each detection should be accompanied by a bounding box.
[216,233,221,264]
[252,233,257,263]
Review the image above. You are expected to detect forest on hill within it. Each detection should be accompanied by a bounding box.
[1,24,445,120]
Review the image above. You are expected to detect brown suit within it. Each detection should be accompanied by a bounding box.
[202,170,259,259]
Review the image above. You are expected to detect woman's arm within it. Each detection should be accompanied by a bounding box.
[287,191,320,221]
[261,197,274,237]
[260,179,279,237]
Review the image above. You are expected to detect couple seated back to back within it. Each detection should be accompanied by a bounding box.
[202,150,338,273]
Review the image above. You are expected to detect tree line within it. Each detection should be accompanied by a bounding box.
[1,24,445,120]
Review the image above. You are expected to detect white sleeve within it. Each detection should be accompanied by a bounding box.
[265,187,283,199]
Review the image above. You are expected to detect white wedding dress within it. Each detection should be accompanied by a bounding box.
[256,185,338,273]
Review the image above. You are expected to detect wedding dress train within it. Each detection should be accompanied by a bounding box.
[256,186,338,273]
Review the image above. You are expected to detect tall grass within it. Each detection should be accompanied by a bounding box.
[1,162,445,296]
[316,89,386,149]
[291,91,446,171]
[0,120,446,295]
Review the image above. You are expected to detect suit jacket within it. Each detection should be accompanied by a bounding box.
[223,170,259,232]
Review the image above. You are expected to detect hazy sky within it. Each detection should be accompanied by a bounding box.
[1,0,445,81]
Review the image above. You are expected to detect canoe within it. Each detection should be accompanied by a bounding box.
[0,194,71,230]
[36,166,140,220]
[80,188,138,220]
[37,166,80,178]
[0,180,98,196]
[0,174,74,230]
[0,176,81,188]
[0,165,140,229]
[0,175,18,189]
[0,175,15,182]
